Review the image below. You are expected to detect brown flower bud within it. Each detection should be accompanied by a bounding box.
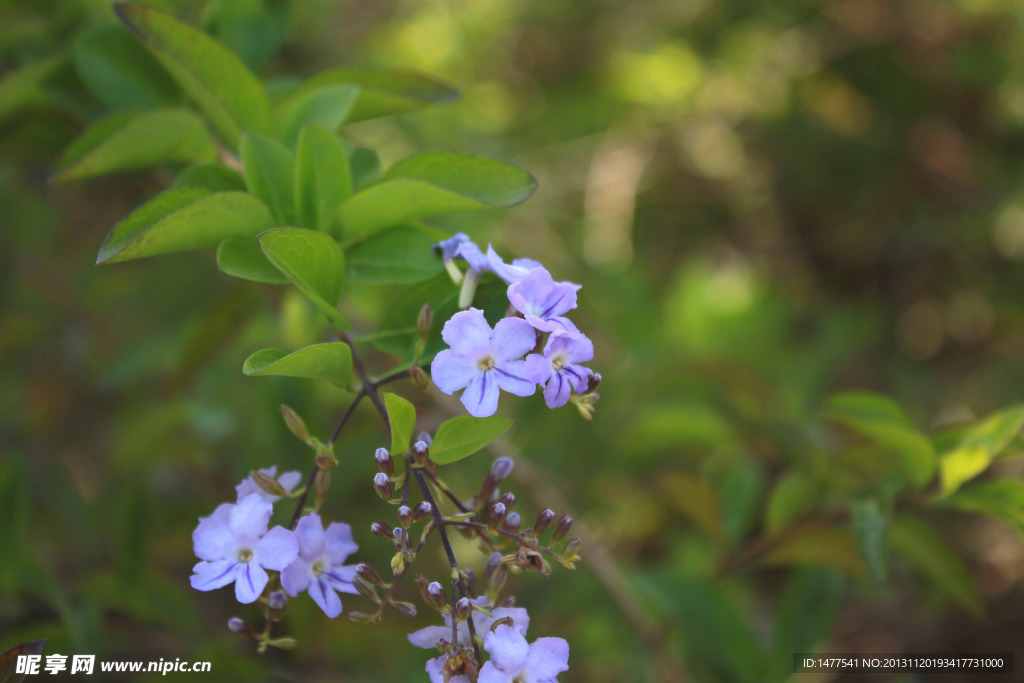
[489,502,507,528]
[552,515,573,542]
[373,473,393,502]
[250,470,289,498]
[356,563,387,587]
[280,404,310,442]
[413,501,433,522]
[412,440,430,466]
[417,303,433,339]
[397,505,413,528]
[410,365,430,391]
[371,522,392,540]
[455,597,473,622]
[314,469,330,507]
[390,600,418,618]
[534,509,555,534]
[374,448,394,477]
[498,492,516,509]
[353,575,379,602]
[418,576,447,611]
[315,449,338,469]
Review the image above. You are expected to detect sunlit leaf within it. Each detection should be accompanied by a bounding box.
[241,132,295,226]
[257,227,350,328]
[430,416,514,465]
[175,163,246,192]
[216,236,288,284]
[938,404,1024,497]
[939,479,1024,534]
[302,67,458,123]
[243,342,353,386]
[383,392,416,455]
[295,124,351,232]
[276,84,359,146]
[346,225,443,283]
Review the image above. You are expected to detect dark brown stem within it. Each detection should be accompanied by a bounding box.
[444,520,556,559]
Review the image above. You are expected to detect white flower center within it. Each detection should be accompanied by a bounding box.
[551,352,568,372]
[477,355,495,372]
[312,558,327,577]
[237,548,253,563]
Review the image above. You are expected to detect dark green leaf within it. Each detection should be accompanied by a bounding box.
[295,124,351,232]
[888,516,983,615]
[257,227,350,328]
[216,236,288,283]
[761,528,866,577]
[348,146,382,191]
[73,24,182,110]
[0,56,66,124]
[765,472,819,534]
[303,67,458,123]
[346,225,444,283]
[938,404,1024,496]
[54,108,215,182]
[767,569,844,683]
[114,2,272,148]
[97,188,274,264]
[175,163,247,192]
[430,416,514,465]
[276,84,359,147]
[240,132,295,226]
[243,342,353,386]
[851,498,888,582]
[383,393,416,455]
[940,479,1024,534]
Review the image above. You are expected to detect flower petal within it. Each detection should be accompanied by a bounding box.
[190,559,239,592]
[280,557,312,597]
[193,507,235,561]
[308,576,343,618]
[254,525,299,571]
[526,637,570,679]
[461,371,500,417]
[484,624,530,674]
[490,606,530,638]
[543,315,580,335]
[543,372,572,408]
[407,625,453,649]
[234,562,268,603]
[562,363,593,394]
[492,317,537,361]
[324,522,359,564]
[277,470,302,494]
[441,308,493,356]
[436,232,470,261]
[294,512,327,559]
[236,467,278,502]
[431,350,478,395]
[546,331,593,363]
[523,353,552,384]
[323,565,359,594]
[229,494,273,543]
[493,360,536,397]
[477,662,513,683]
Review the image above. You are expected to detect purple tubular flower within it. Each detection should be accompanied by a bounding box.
[455,242,491,308]
[524,332,594,408]
[486,244,543,284]
[478,624,570,683]
[507,267,581,334]
[430,309,537,417]
[408,596,529,649]
[435,233,472,285]
[190,494,299,604]
[235,466,302,503]
[280,512,360,618]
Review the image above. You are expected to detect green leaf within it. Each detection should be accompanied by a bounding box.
[940,479,1024,534]
[765,472,819,534]
[0,639,47,683]
[761,528,866,577]
[0,56,66,124]
[257,227,350,328]
[850,498,888,582]
[430,416,514,465]
[823,391,936,489]
[346,225,444,283]
[276,84,359,147]
[295,124,351,232]
[303,67,459,123]
[243,342,353,386]
[113,2,272,148]
[72,24,182,110]
[348,146,382,191]
[938,404,1024,497]
[383,393,416,455]
[712,458,764,546]
[240,132,295,226]
[175,163,247,192]
[53,108,215,182]
[216,236,288,284]
[767,569,844,683]
[657,473,725,543]
[338,152,537,238]
[888,516,983,615]
[97,188,274,264]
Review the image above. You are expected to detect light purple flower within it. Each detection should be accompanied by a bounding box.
[280,512,359,618]
[431,309,537,417]
[436,233,471,262]
[507,268,581,334]
[235,466,302,503]
[456,241,490,272]
[524,332,594,408]
[425,656,470,683]
[408,596,530,649]
[486,244,543,284]
[190,494,298,604]
[478,624,569,683]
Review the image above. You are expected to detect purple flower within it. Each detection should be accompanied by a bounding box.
[280,512,359,618]
[408,596,530,649]
[435,233,471,262]
[235,466,302,503]
[524,332,594,408]
[431,309,537,417]
[507,268,581,334]
[486,245,543,284]
[425,656,470,683]
[456,241,490,272]
[478,624,569,683]
[190,494,298,603]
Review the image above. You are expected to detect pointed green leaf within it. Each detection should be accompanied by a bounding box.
[761,528,866,577]
[257,227,350,328]
[0,56,66,124]
[243,342,353,386]
[889,516,983,615]
[240,132,295,226]
[850,498,888,583]
[295,124,351,232]
[113,2,272,148]
[768,569,844,683]
[658,473,725,543]
[938,404,1024,497]
[346,225,444,283]
[765,472,819,534]
[383,393,416,455]
[338,152,537,238]
[216,236,288,284]
[303,67,458,123]
[348,146,382,192]
[73,24,182,110]
[175,163,246,192]
[940,479,1024,534]
[430,416,514,465]
[276,84,359,147]
[97,188,274,264]
[54,108,215,182]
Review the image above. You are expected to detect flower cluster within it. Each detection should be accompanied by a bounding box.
[431,235,599,417]
[190,468,359,619]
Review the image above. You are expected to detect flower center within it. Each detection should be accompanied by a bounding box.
[237,548,253,563]
[551,352,568,372]
[312,558,327,577]
[477,355,496,372]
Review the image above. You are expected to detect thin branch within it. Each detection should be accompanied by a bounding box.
[443,520,558,560]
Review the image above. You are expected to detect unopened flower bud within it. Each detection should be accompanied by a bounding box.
[280,404,310,442]
[268,637,296,650]
[410,366,430,391]
[392,527,404,542]
[347,611,380,624]
[353,575,379,601]
[373,472,393,502]
[586,373,602,393]
[463,568,477,598]
[417,303,433,339]
[268,590,287,611]
[391,600,418,618]
[371,522,392,539]
[490,502,507,528]
[356,563,387,587]
[412,440,430,466]
[413,501,433,522]
[314,469,330,507]
[315,449,338,469]
[534,509,555,534]
[375,448,394,477]
[498,492,516,509]
[485,552,508,594]
[503,511,521,534]
[417,431,434,446]
[563,537,582,557]
[490,457,514,481]
[455,597,473,622]
[552,515,573,541]
[228,617,252,635]
[421,579,447,610]
[397,505,413,528]
[250,470,289,498]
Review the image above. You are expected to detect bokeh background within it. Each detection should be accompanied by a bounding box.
[5,0,1024,680]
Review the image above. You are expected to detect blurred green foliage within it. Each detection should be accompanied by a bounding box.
[7,0,1024,681]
